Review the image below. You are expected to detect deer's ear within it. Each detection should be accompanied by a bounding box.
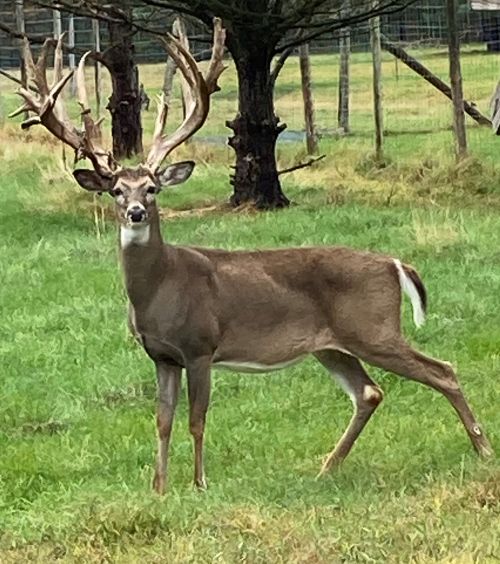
[73,169,113,192]
[157,161,195,188]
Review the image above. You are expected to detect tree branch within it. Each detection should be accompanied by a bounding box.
[275,0,418,53]
[278,154,325,176]
[0,68,39,92]
[270,46,295,87]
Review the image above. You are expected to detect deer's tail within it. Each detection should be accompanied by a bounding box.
[393,259,427,328]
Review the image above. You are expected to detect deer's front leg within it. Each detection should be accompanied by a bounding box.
[153,361,182,495]
[186,358,212,489]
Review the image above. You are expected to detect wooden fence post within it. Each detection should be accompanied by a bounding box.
[446,0,467,159]
[338,0,351,133]
[370,7,384,161]
[68,14,76,96]
[52,9,62,39]
[381,35,490,127]
[299,43,319,154]
[14,0,27,119]
[92,19,102,117]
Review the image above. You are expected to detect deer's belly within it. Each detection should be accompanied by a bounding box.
[213,356,307,374]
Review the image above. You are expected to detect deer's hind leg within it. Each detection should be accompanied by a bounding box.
[314,350,383,476]
[186,357,212,489]
[354,339,493,458]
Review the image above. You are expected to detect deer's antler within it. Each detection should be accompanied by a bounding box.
[146,17,226,173]
[9,19,226,177]
[76,51,116,176]
[9,37,82,147]
[9,35,116,177]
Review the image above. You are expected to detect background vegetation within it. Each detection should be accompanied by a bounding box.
[0,48,499,562]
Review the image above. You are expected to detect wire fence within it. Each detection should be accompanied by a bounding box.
[2,1,500,66]
[1,1,500,161]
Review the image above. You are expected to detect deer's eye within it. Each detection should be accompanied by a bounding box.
[112,188,123,197]
[147,186,156,194]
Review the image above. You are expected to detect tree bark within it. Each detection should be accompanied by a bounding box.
[226,38,289,209]
[103,18,143,160]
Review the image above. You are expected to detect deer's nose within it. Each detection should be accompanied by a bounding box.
[127,205,147,223]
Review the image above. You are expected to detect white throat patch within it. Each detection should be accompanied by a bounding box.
[120,224,150,248]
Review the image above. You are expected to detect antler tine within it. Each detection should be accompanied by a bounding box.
[10,38,117,175]
[53,31,67,85]
[14,37,81,149]
[146,18,226,172]
[172,18,194,115]
[163,36,200,92]
[76,51,116,176]
[152,93,168,142]
[76,51,91,113]
[8,102,32,119]
[22,38,37,90]
[205,18,227,94]
[52,32,73,126]
[146,37,207,172]
[34,38,54,96]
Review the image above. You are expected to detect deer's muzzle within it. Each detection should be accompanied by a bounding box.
[126,204,147,224]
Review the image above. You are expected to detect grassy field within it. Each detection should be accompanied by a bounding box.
[1,48,500,562]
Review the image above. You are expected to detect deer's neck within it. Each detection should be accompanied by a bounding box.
[119,204,168,307]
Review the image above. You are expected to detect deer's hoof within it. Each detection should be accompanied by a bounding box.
[194,477,208,491]
[152,473,166,495]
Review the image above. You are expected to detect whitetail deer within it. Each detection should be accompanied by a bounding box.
[11,21,492,494]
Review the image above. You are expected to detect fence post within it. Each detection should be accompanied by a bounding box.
[68,14,76,96]
[92,19,102,117]
[370,6,384,162]
[14,0,27,119]
[338,0,351,133]
[299,43,319,155]
[52,9,62,39]
[446,0,467,159]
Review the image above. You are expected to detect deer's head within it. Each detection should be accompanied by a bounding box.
[11,19,226,229]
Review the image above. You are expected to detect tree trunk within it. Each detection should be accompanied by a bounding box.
[103,19,143,160]
[226,41,289,209]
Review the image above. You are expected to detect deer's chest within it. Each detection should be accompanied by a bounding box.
[128,298,181,342]
[127,293,216,365]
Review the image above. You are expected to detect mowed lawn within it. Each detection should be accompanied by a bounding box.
[0,48,500,562]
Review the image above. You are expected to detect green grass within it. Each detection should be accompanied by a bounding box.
[1,47,500,562]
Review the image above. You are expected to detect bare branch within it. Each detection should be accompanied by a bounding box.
[270,46,295,87]
[275,0,418,53]
[0,68,38,92]
[278,154,326,176]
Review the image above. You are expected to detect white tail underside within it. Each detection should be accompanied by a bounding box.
[394,259,426,328]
